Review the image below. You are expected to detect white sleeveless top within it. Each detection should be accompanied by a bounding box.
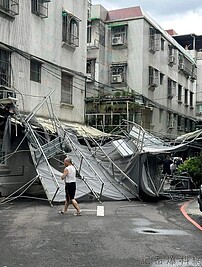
[65,165,76,183]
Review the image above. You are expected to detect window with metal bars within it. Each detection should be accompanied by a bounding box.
[110,64,126,84]
[149,27,160,53]
[31,0,50,19]
[167,78,176,99]
[111,25,127,46]
[30,60,41,83]
[62,11,79,47]
[0,0,19,16]
[0,49,11,87]
[61,72,73,105]
[149,66,159,87]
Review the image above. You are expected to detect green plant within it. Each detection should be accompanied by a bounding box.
[177,155,202,187]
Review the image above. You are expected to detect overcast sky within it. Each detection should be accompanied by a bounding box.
[92,0,202,35]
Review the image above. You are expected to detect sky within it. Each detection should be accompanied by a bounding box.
[92,0,202,35]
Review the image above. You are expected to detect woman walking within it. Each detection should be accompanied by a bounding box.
[59,157,81,215]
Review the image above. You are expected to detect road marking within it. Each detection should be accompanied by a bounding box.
[180,200,202,231]
[68,207,105,216]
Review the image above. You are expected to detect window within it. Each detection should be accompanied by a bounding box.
[111,25,127,46]
[87,20,105,48]
[159,109,163,123]
[184,88,188,106]
[178,54,193,77]
[160,73,164,85]
[178,84,182,103]
[30,60,41,83]
[191,64,197,81]
[167,78,176,99]
[61,72,73,105]
[190,92,194,107]
[149,27,160,53]
[31,0,50,18]
[168,45,177,66]
[161,38,164,51]
[110,64,126,84]
[167,112,174,129]
[0,0,19,16]
[149,66,159,88]
[86,59,95,81]
[196,104,202,114]
[0,49,11,87]
[62,11,80,47]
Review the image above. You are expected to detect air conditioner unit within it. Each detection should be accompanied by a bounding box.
[177,126,182,131]
[112,36,124,45]
[111,74,123,83]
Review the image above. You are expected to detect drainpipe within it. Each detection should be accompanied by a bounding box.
[191,34,196,61]
[191,34,196,50]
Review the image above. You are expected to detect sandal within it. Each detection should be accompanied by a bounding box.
[74,211,81,216]
[59,210,64,214]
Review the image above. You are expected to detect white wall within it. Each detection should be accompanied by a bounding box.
[0,0,88,123]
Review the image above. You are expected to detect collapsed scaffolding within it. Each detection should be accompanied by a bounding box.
[0,90,199,206]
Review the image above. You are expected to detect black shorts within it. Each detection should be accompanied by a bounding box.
[65,182,76,200]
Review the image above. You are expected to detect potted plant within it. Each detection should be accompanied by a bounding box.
[177,155,202,188]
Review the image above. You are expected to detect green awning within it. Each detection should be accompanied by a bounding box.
[108,23,128,28]
[90,17,100,21]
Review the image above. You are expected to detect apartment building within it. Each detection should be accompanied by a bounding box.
[0,0,88,123]
[172,33,202,129]
[0,0,88,197]
[85,5,197,138]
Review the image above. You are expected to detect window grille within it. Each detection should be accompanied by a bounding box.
[110,64,126,84]
[0,49,11,87]
[86,59,95,81]
[31,0,50,19]
[0,0,19,16]
[61,72,73,104]
[111,25,127,46]
[149,66,159,87]
[167,78,176,98]
[62,11,79,47]
[149,27,160,53]
[30,60,41,83]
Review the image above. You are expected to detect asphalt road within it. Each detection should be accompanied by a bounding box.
[0,197,201,267]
